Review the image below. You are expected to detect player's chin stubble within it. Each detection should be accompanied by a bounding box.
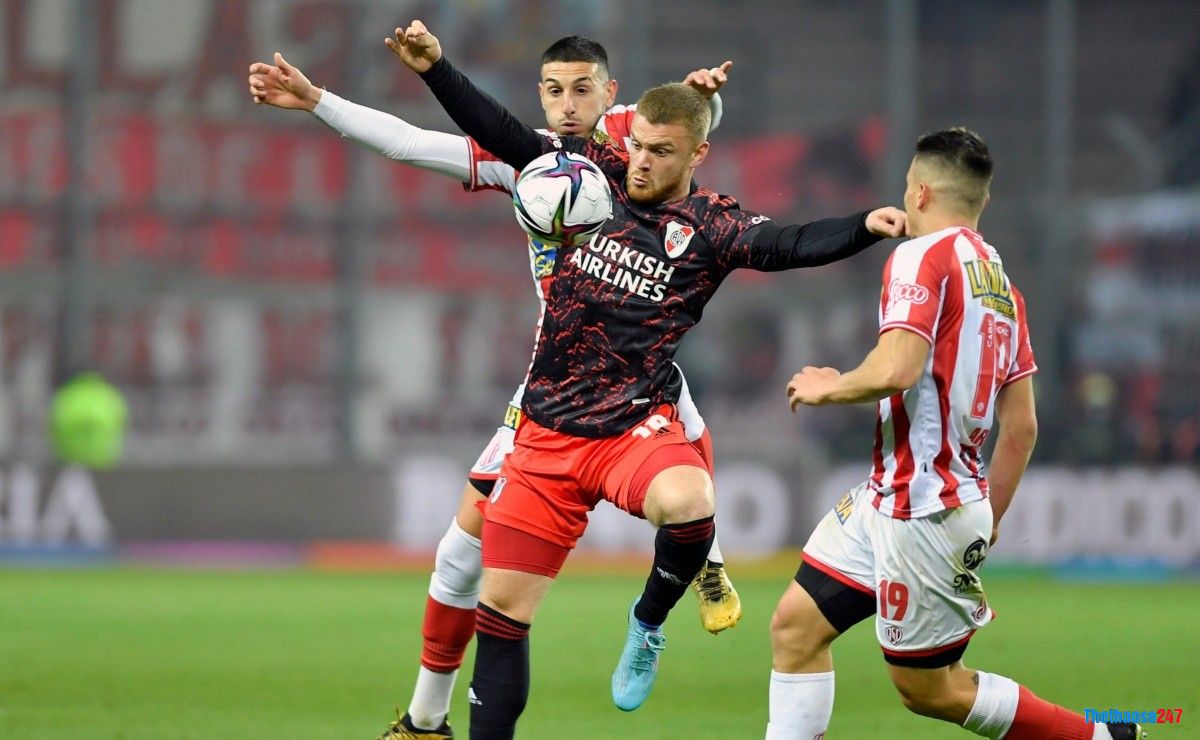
[625,177,658,204]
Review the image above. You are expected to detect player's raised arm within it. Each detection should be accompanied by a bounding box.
[682,60,733,131]
[387,21,544,169]
[249,51,473,182]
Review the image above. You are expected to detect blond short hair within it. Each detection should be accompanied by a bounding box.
[635,83,711,145]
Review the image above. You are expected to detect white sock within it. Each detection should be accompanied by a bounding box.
[1092,726,1116,740]
[407,666,457,729]
[427,518,483,609]
[962,671,1019,738]
[766,670,834,739]
[707,536,724,565]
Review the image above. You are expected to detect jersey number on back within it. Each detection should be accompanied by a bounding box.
[970,314,1013,420]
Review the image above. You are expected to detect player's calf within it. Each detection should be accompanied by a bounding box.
[422,523,481,671]
[469,604,531,740]
[406,518,483,731]
[889,663,979,724]
[635,515,715,627]
[956,672,1144,740]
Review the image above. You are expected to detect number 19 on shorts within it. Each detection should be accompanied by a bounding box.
[879,579,910,620]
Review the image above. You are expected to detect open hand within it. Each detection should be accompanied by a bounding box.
[385,20,443,73]
[248,52,320,111]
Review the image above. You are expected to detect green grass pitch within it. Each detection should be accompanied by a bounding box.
[0,564,1194,738]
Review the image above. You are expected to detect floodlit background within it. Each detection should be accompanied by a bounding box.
[1,0,1198,570]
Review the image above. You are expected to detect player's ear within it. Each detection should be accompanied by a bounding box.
[537,81,549,110]
[690,140,710,168]
[604,79,618,107]
[918,182,933,211]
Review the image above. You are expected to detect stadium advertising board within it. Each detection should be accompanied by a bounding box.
[2,461,1198,570]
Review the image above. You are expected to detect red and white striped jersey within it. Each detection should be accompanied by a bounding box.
[463,104,635,195]
[870,226,1037,520]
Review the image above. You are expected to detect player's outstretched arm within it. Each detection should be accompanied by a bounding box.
[250,51,473,182]
[786,328,930,409]
[310,91,473,181]
[682,60,733,131]
[742,206,905,271]
[986,376,1038,545]
[387,21,543,169]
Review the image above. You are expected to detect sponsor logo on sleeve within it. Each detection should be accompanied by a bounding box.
[889,279,930,304]
[833,491,855,525]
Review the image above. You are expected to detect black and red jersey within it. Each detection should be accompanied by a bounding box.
[421,57,882,437]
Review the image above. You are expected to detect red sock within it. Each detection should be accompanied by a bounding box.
[420,596,477,672]
[1005,685,1095,739]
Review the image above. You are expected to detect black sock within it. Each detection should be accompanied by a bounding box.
[634,516,715,627]
[469,604,530,740]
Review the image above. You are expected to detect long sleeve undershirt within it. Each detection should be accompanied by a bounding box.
[747,212,878,270]
[311,89,473,182]
[310,86,722,186]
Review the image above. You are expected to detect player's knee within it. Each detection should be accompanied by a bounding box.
[478,591,532,623]
[430,519,483,606]
[643,467,715,525]
[768,606,803,656]
[669,489,715,523]
[769,593,830,666]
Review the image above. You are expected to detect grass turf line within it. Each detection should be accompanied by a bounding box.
[0,567,1194,738]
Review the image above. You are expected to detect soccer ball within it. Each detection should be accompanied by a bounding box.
[512,150,612,246]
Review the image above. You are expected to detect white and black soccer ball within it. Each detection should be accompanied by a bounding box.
[512,150,612,246]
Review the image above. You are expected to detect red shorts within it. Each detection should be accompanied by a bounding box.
[480,405,714,572]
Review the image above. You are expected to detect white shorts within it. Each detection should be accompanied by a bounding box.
[803,483,995,661]
[468,405,521,484]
